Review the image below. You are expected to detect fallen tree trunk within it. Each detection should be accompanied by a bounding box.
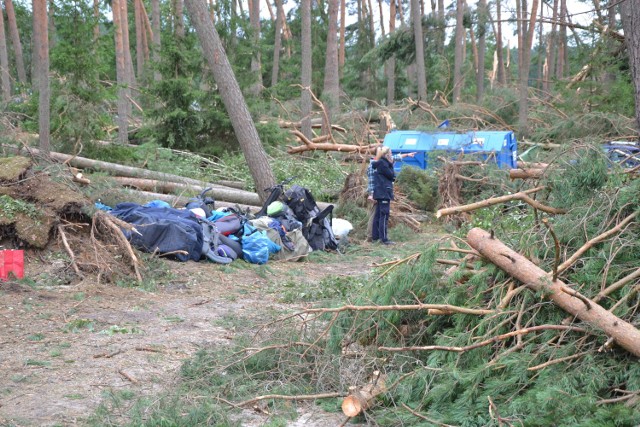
[113,177,263,206]
[517,161,549,169]
[287,139,380,155]
[467,227,640,357]
[14,146,246,194]
[119,188,262,212]
[436,186,566,218]
[509,168,545,180]
[342,372,387,417]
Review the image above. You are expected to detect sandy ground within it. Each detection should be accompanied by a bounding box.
[0,249,382,426]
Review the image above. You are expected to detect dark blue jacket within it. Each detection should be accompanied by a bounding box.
[372,157,395,200]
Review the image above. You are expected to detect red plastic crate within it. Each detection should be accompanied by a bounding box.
[0,250,24,281]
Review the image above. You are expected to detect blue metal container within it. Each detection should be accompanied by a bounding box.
[383,130,518,172]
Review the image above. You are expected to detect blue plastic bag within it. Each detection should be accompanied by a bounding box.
[242,230,272,264]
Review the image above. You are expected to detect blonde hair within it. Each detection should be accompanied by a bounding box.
[376,146,391,160]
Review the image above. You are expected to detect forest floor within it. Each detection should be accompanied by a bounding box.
[0,231,436,427]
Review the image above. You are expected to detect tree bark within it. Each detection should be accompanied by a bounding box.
[113,0,130,144]
[184,0,276,201]
[509,168,545,179]
[33,0,50,153]
[174,0,185,38]
[48,0,55,51]
[411,0,427,100]
[339,0,346,74]
[322,0,340,133]
[151,0,161,82]
[0,6,11,101]
[495,0,505,85]
[518,0,539,135]
[271,0,283,87]
[556,0,567,78]
[301,0,313,140]
[620,0,640,132]
[249,0,263,96]
[4,0,26,84]
[476,0,487,102]
[93,0,100,41]
[467,227,640,358]
[452,0,465,103]
[135,0,145,78]
[386,0,396,105]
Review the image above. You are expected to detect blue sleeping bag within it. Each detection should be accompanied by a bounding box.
[109,203,204,262]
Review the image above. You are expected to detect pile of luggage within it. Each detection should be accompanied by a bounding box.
[101,183,342,265]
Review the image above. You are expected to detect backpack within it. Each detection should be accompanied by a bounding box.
[301,205,339,252]
[285,185,318,223]
[214,213,243,237]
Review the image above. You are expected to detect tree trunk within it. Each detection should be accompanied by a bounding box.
[411,0,427,100]
[113,0,130,145]
[0,6,11,101]
[301,0,313,140]
[135,0,145,78]
[467,227,640,358]
[48,0,55,50]
[452,0,465,103]
[93,0,100,41]
[113,177,263,206]
[495,0,505,85]
[544,0,558,92]
[386,0,396,105]
[436,0,445,53]
[271,0,283,87]
[518,0,539,135]
[119,0,136,95]
[33,0,50,153]
[250,0,262,96]
[4,0,26,84]
[184,0,276,201]
[556,0,567,78]
[322,0,340,133]
[476,0,487,102]
[174,0,185,37]
[620,0,640,132]
[339,0,346,74]
[151,0,161,82]
[342,373,387,417]
[377,0,385,36]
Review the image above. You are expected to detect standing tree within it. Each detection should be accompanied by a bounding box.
[33,0,50,153]
[151,0,161,82]
[386,0,396,105]
[518,0,539,134]
[411,0,427,100]
[250,0,263,96]
[300,0,312,140]
[452,0,465,102]
[621,0,640,132]
[271,0,283,87]
[184,0,276,200]
[476,0,487,102]
[323,0,340,131]
[113,0,129,144]
[4,0,26,85]
[0,5,11,101]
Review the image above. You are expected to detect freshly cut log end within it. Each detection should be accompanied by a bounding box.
[341,395,364,417]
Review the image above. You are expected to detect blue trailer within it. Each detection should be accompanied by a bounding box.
[383,130,518,172]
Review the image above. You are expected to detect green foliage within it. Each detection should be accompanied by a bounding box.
[396,167,439,211]
[0,195,41,221]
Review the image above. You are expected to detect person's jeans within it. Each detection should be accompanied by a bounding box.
[372,199,390,242]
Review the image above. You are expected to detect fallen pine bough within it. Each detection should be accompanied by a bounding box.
[466,227,640,357]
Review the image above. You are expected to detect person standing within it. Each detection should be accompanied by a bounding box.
[371,146,396,244]
[366,149,415,241]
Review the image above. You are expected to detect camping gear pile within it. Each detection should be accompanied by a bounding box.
[103,184,343,264]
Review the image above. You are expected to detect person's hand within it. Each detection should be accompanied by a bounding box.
[367,194,374,201]
[406,152,416,158]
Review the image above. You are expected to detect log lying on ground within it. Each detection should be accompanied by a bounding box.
[113,177,262,206]
[342,372,387,417]
[517,161,549,169]
[509,168,545,180]
[436,186,566,218]
[287,137,380,155]
[467,227,640,357]
[14,146,245,194]
[119,188,262,212]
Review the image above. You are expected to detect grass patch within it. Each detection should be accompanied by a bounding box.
[25,359,50,367]
[63,318,95,333]
[27,333,45,341]
[98,325,142,335]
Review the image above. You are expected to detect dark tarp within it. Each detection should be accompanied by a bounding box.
[110,203,204,262]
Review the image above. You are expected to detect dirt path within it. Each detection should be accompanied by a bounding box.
[0,247,387,426]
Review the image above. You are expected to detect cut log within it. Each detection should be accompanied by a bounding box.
[509,168,545,180]
[342,372,387,417]
[516,161,548,169]
[467,227,640,357]
[113,177,262,206]
[436,186,566,218]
